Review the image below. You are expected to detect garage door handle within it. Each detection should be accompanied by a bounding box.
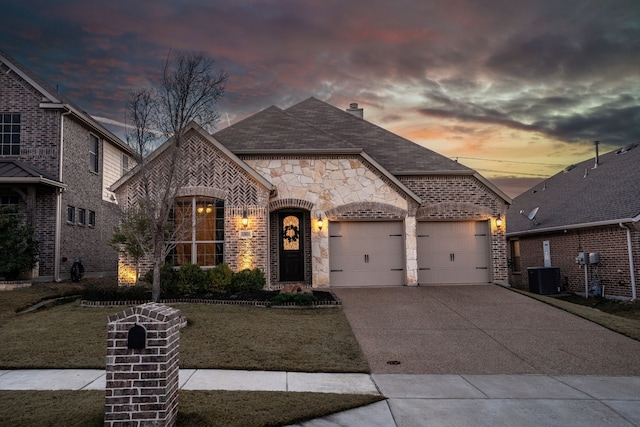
[476,267,488,269]
[364,254,369,263]
[331,269,343,272]
[450,253,455,262]
[390,268,403,271]
[419,267,430,270]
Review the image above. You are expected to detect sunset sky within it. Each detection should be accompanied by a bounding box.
[2,0,639,197]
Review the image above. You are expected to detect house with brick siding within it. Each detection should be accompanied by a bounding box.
[114,97,510,288]
[0,51,136,282]
[506,143,640,300]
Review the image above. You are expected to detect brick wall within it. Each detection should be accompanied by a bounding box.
[512,225,639,299]
[1,62,61,277]
[116,129,271,286]
[105,303,182,426]
[401,175,510,283]
[60,117,120,277]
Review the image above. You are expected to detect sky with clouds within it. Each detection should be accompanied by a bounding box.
[2,0,639,197]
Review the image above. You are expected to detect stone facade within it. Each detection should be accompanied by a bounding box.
[105,303,183,426]
[245,155,413,287]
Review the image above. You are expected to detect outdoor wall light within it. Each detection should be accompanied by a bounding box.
[242,209,249,227]
[495,214,503,228]
[317,216,324,230]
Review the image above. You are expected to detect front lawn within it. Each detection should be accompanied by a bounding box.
[0,282,368,372]
[0,281,375,426]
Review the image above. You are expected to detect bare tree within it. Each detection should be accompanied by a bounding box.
[122,51,228,302]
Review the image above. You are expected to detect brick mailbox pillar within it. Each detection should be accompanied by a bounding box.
[105,303,183,427]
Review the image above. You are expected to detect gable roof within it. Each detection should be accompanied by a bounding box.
[0,50,134,157]
[110,121,274,192]
[215,97,471,175]
[507,143,640,236]
[0,159,65,188]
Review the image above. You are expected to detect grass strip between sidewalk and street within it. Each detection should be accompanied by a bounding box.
[0,390,384,427]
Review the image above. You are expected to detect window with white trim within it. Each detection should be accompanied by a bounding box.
[167,197,224,267]
[89,134,99,173]
[78,208,86,226]
[67,206,75,224]
[1,113,20,156]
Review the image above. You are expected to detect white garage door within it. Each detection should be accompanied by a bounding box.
[417,221,490,285]
[329,221,405,287]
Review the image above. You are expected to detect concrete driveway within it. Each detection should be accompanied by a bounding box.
[333,284,640,375]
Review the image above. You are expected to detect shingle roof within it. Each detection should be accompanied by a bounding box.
[0,159,64,188]
[215,97,471,174]
[507,143,640,234]
[0,50,134,156]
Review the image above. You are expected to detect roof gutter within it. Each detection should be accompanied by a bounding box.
[0,177,66,188]
[507,217,640,237]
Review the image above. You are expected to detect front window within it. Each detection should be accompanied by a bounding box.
[1,113,20,156]
[167,196,224,268]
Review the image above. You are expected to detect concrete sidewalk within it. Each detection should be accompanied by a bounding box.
[1,369,639,426]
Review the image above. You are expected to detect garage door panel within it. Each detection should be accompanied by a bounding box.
[417,221,490,285]
[330,221,404,287]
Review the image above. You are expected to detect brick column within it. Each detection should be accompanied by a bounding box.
[105,303,183,427]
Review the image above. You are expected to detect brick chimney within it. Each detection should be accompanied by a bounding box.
[346,102,364,119]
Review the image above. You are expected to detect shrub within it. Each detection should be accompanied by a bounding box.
[142,264,179,297]
[177,263,209,295]
[268,292,318,306]
[228,268,266,293]
[82,283,151,301]
[208,263,233,292]
[0,206,39,280]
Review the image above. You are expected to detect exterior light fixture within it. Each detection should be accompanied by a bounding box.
[495,215,503,228]
[317,216,324,230]
[242,209,248,227]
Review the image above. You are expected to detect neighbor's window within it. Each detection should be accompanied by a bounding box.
[88,210,96,227]
[122,154,129,175]
[167,196,224,268]
[1,113,20,156]
[510,240,521,272]
[0,195,19,207]
[89,134,99,173]
[67,206,75,224]
[78,208,86,226]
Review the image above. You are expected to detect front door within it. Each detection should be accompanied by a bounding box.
[279,212,304,281]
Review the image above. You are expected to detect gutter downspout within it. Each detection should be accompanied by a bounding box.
[619,223,637,300]
[54,109,71,282]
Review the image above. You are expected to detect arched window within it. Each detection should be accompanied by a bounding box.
[167,196,224,267]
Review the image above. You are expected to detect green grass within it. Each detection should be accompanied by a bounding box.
[0,391,384,427]
[0,282,375,425]
[0,298,368,372]
[510,288,640,341]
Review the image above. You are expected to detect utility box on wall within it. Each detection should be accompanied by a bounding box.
[527,267,561,295]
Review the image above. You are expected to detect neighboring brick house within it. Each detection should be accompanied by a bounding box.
[507,143,640,300]
[0,51,136,281]
[114,97,510,288]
